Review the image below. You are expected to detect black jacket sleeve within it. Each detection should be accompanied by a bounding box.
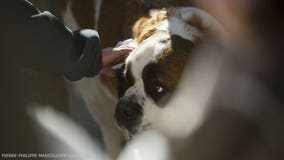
[0,0,102,81]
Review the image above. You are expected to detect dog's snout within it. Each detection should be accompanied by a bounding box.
[116,98,140,119]
[115,96,142,133]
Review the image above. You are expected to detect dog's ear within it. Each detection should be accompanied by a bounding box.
[132,9,168,43]
[132,17,148,43]
[132,16,159,44]
[170,7,226,39]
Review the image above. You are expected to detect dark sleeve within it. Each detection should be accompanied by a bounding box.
[1,0,102,81]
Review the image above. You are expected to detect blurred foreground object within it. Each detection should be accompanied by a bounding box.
[169,0,284,159]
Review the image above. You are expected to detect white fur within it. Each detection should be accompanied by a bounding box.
[125,33,170,78]
[149,9,203,42]
[168,17,202,42]
[177,7,223,33]
[175,7,228,44]
[72,77,125,159]
[155,17,202,42]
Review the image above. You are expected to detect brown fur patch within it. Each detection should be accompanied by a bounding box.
[132,10,167,43]
[100,75,118,97]
[57,0,95,28]
[145,42,190,90]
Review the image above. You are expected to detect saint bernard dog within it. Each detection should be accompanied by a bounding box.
[114,7,224,136]
[57,1,224,159]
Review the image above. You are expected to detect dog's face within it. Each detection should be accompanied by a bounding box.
[114,7,222,136]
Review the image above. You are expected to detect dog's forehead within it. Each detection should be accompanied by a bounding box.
[125,33,171,79]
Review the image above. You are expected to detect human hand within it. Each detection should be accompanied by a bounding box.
[100,47,133,77]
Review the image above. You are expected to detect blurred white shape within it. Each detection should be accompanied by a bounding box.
[28,106,108,160]
[118,131,170,160]
[28,106,170,160]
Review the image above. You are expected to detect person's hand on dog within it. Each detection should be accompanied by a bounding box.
[100,47,133,77]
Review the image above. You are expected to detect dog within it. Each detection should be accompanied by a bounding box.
[114,7,225,137]
[56,1,224,159]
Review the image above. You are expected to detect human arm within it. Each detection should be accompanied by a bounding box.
[1,0,102,81]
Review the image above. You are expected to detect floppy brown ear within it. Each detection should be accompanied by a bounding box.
[132,17,148,43]
[132,16,162,44]
[170,7,227,40]
[132,9,168,43]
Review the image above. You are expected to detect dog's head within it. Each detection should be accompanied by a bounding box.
[113,7,224,136]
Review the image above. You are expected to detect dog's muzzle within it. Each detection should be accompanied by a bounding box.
[114,96,142,134]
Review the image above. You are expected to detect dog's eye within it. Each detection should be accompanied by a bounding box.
[150,83,168,101]
[155,86,164,93]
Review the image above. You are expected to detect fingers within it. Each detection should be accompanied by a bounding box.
[102,47,113,52]
[102,48,133,66]
[100,47,133,77]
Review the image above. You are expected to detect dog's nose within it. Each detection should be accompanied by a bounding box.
[116,98,141,119]
[115,96,142,133]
